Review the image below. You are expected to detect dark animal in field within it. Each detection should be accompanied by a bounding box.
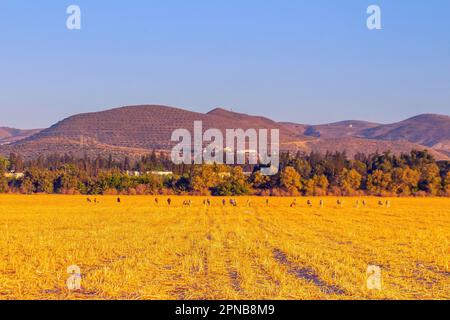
[230,199,237,207]
[117,197,121,203]
[87,198,91,203]
[337,199,344,207]
[222,199,226,206]
[266,199,269,206]
[167,198,172,206]
[183,200,192,207]
[307,200,312,207]
[290,199,297,208]
[319,199,324,208]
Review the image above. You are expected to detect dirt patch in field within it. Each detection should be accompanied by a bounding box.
[172,285,188,300]
[203,254,209,276]
[273,248,346,295]
[227,266,243,293]
[222,238,244,294]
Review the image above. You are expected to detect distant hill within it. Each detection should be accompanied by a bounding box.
[0,105,448,160]
[360,114,450,155]
[302,120,380,139]
[285,114,450,157]
[19,105,295,150]
[0,127,41,146]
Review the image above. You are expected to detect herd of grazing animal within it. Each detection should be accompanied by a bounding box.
[86,197,392,209]
[182,199,192,207]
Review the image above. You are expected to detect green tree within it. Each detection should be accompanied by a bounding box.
[250,171,270,189]
[212,167,250,196]
[280,167,302,195]
[338,168,362,195]
[391,167,420,195]
[0,157,10,172]
[8,153,24,172]
[367,170,392,195]
[304,174,329,196]
[20,177,34,194]
[443,171,450,195]
[191,165,221,195]
[54,165,80,194]
[0,174,8,193]
[419,163,441,195]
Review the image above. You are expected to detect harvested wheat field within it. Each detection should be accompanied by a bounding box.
[0,195,448,300]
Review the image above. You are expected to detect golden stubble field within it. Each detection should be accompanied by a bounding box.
[0,195,448,300]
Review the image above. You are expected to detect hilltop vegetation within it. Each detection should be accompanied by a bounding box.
[1,150,450,197]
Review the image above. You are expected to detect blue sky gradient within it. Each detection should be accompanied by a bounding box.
[1,1,449,128]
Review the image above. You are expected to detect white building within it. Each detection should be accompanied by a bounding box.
[4,172,24,179]
[149,171,173,176]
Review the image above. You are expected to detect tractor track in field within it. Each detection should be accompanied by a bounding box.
[222,236,244,294]
[272,248,346,296]
[247,251,282,291]
[172,208,225,300]
[227,264,243,293]
[250,209,347,295]
[244,211,347,296]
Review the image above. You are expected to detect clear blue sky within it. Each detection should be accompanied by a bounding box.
[1,0,449,128]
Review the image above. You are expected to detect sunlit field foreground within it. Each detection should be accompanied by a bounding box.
[0,195,448,300]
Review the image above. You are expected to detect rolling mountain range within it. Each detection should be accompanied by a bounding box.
[1,105,449,160]
[0,127,42,146]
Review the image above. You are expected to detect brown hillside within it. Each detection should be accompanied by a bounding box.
[304,121,380,138]
[1,106,449,160]
[299,137,448,160]
[12,105,294,156]
[0,127,41,145]
[361,114,450,153]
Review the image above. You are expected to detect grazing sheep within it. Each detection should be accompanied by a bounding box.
[385,200,391,208]
[207,199,211,206]
[183,200,192,207]
[307,200,312,207]
[87,198,91,203]
[230,199,237,207]
[355,200,360,208]
[337,199,344,208]
[362,200,367,207]
[154,198,159,205]
[378,200,384,207]
[290,199,297,208]
[319,199,324,208]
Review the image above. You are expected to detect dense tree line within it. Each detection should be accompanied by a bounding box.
[0,150,450,196]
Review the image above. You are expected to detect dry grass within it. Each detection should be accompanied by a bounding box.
[0,195,448,300]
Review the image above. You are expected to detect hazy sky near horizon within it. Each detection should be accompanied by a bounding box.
[1,1,449,129]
